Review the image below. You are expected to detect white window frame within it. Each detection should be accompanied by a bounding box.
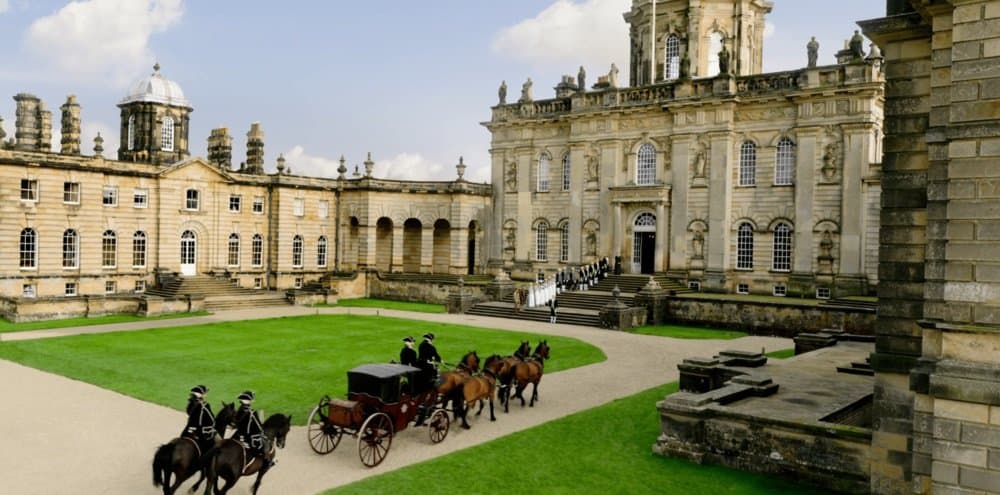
[228,233,241,267]
[185,189,199,211]
[102,230,117,268]
[560,223,569,262]
[772,223,792,272]
[23,284,36,298]
[292,235,304,267]
[317,236,328,268]
[161,116,175,152]
[816,288,832,299]
[736,223,754,270]
[636,143,656,185]
[20,228,37,269]
[737,283,750,295]
[63,182,80,204]
[537,154,550,192]
[775,138,795,186]
[133,189,148,209]
[318,200,329,219]
[102,186,118,207]
[294,277,303,289]
[21,179,39,202]
[229,195,242,213]
[251,234,263,267]
[561,153,571,191]
[105,281,117,294]
[739,141,757,186]
[252,196,264,214]
[293,198,304,217]
[63,229,79,269]
[135,280,146,293]
[132,231,147,268]
[665,35,680,80]
[535,222,548,261]
[254,278,263,289]
[773,284,787,297]
[688,281,701,291]
[64,282,78,297]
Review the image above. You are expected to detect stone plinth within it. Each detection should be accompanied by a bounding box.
[446,292,477,314]
[599,287,646,330]
[633,276,669,325]
[484,276,513,302]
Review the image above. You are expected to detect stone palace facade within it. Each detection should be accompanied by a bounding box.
[484,0,885,298]
[0,66,491,300]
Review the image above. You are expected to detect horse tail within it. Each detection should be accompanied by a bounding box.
[152,442,174,487]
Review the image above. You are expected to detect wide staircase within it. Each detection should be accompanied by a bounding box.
[144,275,290,312]
[466,274,690,328]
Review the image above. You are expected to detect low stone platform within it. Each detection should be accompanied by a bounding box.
[653,341,875,494]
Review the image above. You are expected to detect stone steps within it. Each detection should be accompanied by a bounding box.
[465,301,601,327]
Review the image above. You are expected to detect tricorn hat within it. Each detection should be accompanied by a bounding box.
[423,332,435,341]
[402,336,414,343]
[190,385,208,396]
[237,390,255,404]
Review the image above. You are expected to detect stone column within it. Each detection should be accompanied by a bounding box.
[835,123,874,296]
[613,203,624,261]
[516,149,533,263]
[704,130,734,291]
[655,202,667,272]
[420,226,433,273]
[669,135,693,273]
[451,223,467,274]
[568,144,586,263]
[488,150,505,267]
[391,225,404,273]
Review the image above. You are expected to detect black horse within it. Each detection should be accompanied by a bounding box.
[152,401,237,495]
[201,413,292,495]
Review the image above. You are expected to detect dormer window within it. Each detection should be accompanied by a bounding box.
[161,116,175,151]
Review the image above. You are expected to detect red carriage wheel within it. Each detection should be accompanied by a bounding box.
[428,408,449,444]
[307,402,342,454]
[358,412,393,467]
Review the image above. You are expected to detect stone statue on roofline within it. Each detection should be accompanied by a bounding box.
[519,78,533,103]
[498,80,507,105]
[719,40,731,75]
[577,66,586,93]
[609,63,619,88]
[849,30,865,59]
[807,36,819,68]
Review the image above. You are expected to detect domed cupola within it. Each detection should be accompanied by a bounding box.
[117,64,193,164]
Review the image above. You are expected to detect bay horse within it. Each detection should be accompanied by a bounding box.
[454,354,504,429]
[433,351,479,419]
[511,341,550,408]
[498,341,530,412]
[152,401,236,495]
[201,413,292,495]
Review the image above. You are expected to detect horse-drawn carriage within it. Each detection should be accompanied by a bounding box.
[307,363,450,467]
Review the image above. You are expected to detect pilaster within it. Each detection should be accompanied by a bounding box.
[670,134,693,272]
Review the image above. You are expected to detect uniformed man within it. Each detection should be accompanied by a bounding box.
[181,385,216,450]
[417,333,442,389]
[400,336,417,367]
[233,390,266,462]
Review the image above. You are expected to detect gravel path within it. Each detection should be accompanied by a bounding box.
[0,308,790,494]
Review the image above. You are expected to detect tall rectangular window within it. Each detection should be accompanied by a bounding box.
[637,143,656,185]
[133,189,148,208]
[736,223,754,270]
[535,223,548,261]
[561,154,571,191]
[775,138,795,186]
[228,234,240,266]
[103,186,118,207]
[537,154,550,192]
[229,195,241,212]
[772,223,792,272]
[739,141,757,186]
[161,116,175,151]
[20,228,37,268]
[102,230,117,268]
[63,230,79,269]
[293,198,304,216]
[185,189,199,210]
[252,196,264,214]
[252,234,263,267]
[63,182,80,204]
[21,179,38,202]
[317,236,328,267]
[292,235,304,267]
[318,200,329,219]
[132,231,147,268]
[560,224,569,262]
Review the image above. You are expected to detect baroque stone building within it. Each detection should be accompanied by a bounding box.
[0,66,490,302]
[485,0,885,298]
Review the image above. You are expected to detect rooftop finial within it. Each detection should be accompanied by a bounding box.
[153,62,161,73]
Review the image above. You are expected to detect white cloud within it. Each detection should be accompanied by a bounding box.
[0,1,10,14]
[82,120,116,156]
[492,0,629,70]
[281,148,490,183]
[376,152,451,181]
[763,22,775,39]
[25,0,184,87]
[282,145,343,178]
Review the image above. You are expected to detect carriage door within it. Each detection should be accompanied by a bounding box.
[180,230,197,276]
[632,213,656,274]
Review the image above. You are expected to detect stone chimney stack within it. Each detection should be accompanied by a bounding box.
[38,102,51,152]
[14,93,40,151]
[207,127,233,170]
[244,122,264,174]
[60,95,81,155]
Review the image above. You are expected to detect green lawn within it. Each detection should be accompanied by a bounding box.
[326,382,830,495]
[766,348,796,360]
[0,314,602,424]
[0,312,210,333]
[319,298,446,314]
[631,323,748,340]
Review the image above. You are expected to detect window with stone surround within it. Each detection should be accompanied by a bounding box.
[63,229,79,269]
[561,153,571,191]
[21,179,39,202]
[63,182,80,204]
[228,233,240,266]
[252,234,263,267]
[133,231,147,268]
[739,141,756,186]
[292,235,304,267]
[816,287,831,299]
[65,282,77,297]
[134,189,148,208]
[319,200,329,219]
[535,222,548,261]
[773,284,787,296]
[775,138,795,185]
[317,236,328,267]
[185,189,199,210]
[252,196,264,214]
[560,223,569,262]
[736,223,754,270]
[229,195,241,212]
[293,198,304,217]
[537,153,551,192]
[737,283,749,295]
[103,186,118,207]
[637,143,656,185]
[135,280,146,293]
[161,116,175,151]
[105,280,116,294]
[23,284,36,298]
[20,228,37,269]
[665,35,680,80]
[772,223,792,272]
[102,230,117,268]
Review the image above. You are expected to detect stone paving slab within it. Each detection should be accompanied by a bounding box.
[0,307,790,494]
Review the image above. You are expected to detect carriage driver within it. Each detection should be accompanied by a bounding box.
[400,336,418,367]
[182,385,216,448]
[234,390,270,465]
[417,332,442,390]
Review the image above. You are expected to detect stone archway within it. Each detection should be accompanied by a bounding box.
[375,217,393,272]
[432,219,451,273]
[403,218,422,273]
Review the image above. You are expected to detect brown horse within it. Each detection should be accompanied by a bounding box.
[201,413,291,495]
[511,341,550,408]
[498,341,530,413]
[435,351,480,397]
[454,354,504,429]
[152,401,236,495]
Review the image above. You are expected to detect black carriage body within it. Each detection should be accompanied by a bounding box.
[347,363,420,403]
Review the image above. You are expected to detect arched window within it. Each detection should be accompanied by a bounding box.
[739,141,757,186]
[736,223,754,270]
[317,236,328,268]
[20,228,37,268]
[127,114,136,151]
[292,235,304,268]
[63,229,79,269]
[132,231,147,267]
[775,138,795,185]
[227,233,240,267]
[102,230,117,268]
[561,153,571,191]
[665,35,680,80]
[535,222,548,261]
[161,116,175,151]
[251,234,263,267]
[772,223,792,272]
[560,223,570,262]
[707,31,724,77]
[637,143,656,185]
[537,153,551,192]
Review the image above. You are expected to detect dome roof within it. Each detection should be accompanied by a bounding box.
[120,64,190,107]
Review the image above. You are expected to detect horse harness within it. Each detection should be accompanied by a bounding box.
[237,437,276,476]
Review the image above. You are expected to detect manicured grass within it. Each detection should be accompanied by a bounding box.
[0,312,210,333]
[766,348,796,360]
[325,382,831,495]
[631,323,748,340]
[0,315,602,424]
[320,298,446,314]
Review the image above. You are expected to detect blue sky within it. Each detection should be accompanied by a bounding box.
[0,0,885,183]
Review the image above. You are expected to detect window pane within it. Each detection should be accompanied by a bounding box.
[775,138,795,185]
[535,223,548,261]
[737,223,754,269]
[133,232,147,267]
[637,144,656,185]
[739,142,756,186]
[537,154,550,192]
[20,228,37,268]
[772,223,792,271]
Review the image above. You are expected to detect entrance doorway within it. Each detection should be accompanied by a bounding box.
[632,212,656,274]
[467,221,479,275]
[180,230,197,276]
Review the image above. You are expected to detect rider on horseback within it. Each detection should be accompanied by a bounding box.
[233,390,272,467]
[181,384,216,449]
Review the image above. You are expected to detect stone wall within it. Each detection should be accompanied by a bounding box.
[326,272,367,299]
[2,295,139,322]
[664,297,875,337]
[367,277,487,305]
